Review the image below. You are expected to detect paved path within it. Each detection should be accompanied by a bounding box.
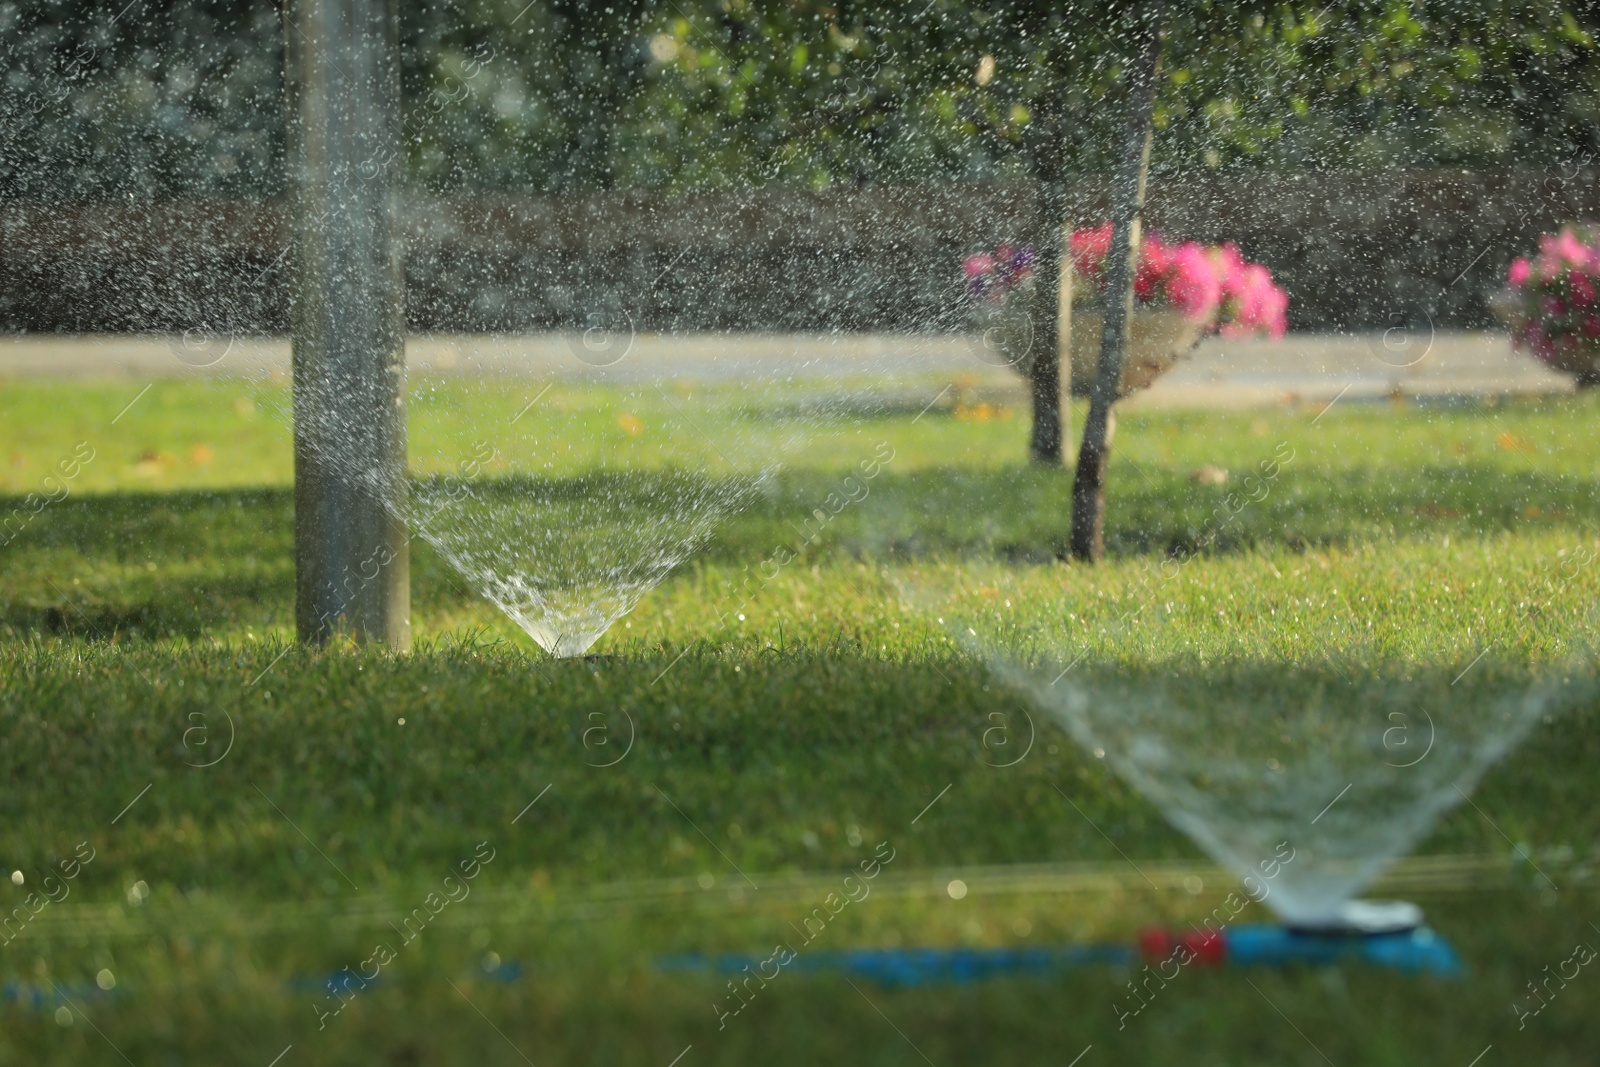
[1130,329,1571,409]
[0,330,1573,407]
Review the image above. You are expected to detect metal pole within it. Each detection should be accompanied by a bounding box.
[283,0,410,648]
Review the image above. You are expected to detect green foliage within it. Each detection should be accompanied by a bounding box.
[3,1,1599,199]
[634,1,1600,186]
[0,0,287,198]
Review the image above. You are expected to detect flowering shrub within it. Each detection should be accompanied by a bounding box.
[963,227,1288,341]
[1503,224,1600,379]
[963,243,1035,305]
[961,243,1039,371]
[1069,223,1288,339]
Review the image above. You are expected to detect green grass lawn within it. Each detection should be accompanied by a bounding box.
[1,374,1598,1065]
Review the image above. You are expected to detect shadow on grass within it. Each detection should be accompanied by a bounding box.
[0,635,1595,895]
[1,570,292,641]
[2,460,1593,638]
[734,461,1600,562]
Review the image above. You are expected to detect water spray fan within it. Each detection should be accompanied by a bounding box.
[875,554,1600,993]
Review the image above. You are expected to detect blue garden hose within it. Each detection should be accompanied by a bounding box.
[657,923,1462,987]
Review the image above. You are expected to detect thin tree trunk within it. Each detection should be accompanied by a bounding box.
[1057,217,1073,458]
[1068,2,1164,561]
[1028,185,1065,464]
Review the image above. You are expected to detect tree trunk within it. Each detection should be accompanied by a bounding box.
[284,0,411,648]
[1028,186,1066,464]
[1068,2,1164,562]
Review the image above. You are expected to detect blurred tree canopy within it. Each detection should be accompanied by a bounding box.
[635,1,1600,187]
[0,0,1596,200]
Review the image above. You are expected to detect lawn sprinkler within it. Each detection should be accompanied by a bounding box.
[657,904,1461,990]
[1136,900,1462,977]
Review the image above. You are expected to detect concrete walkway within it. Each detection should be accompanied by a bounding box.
[1131,329,1571,409]
[0,330,1573,407]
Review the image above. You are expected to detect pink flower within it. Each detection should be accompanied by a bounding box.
[975,224,1288,338]
[1535,234,1567,281]
[1134,234,1173,302]
[1164,242,1223,319]
[1141,233,1173,274]
[997,244,1034,286]
[1133,268,1159,301]
[1504,226,1600,371]
[1570,270,1597,308]
[1262,289,1289,338]
[1212,242,1249,287]
[1556,229,1590,266]
[1069,223,1114,279]
[1525,323,1557,362]
[1220,263,1288,339]
[963,245,1037,305]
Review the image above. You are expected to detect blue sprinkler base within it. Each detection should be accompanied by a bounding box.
[1222,923,1462,976]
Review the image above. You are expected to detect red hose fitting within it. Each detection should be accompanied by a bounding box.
[1138,926,1227,967]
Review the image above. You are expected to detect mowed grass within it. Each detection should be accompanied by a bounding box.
[0,374,1598,1065]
